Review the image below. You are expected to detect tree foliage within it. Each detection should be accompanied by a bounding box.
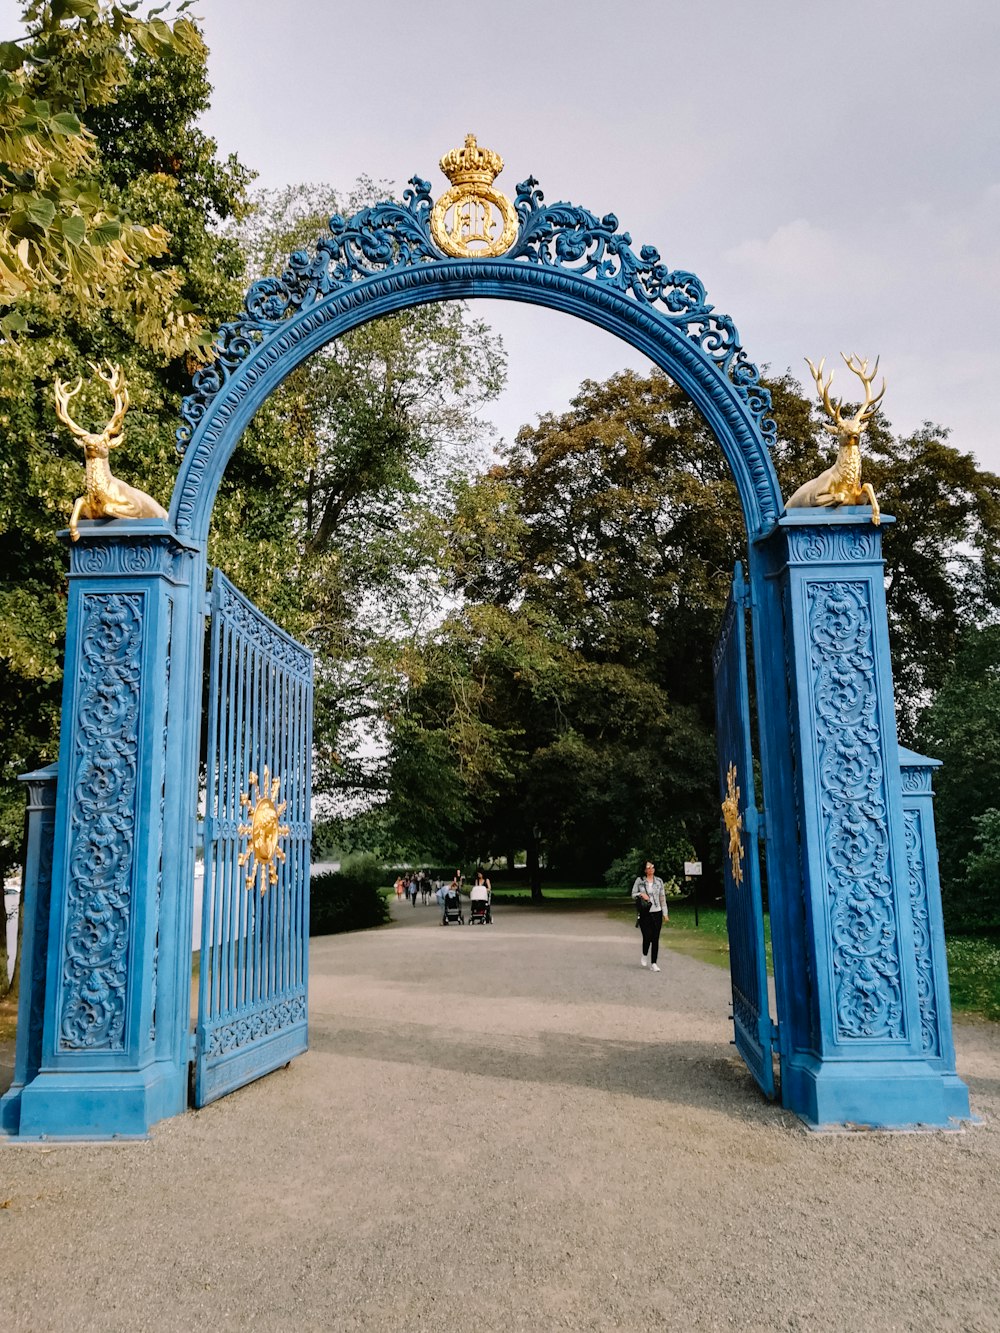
[917,626,1000,932]
[383,366,1000,896]
[217,183,506,806]
[0,0,212,349]
[0,15,252,892]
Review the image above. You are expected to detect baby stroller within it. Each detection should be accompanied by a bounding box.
[469,893,492,925]
[441,889,464,925]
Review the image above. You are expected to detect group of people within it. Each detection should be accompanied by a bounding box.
[393,871,435,906]
[395,860,666,964]
[392,868,493,921]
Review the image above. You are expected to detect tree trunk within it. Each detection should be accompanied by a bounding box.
[506,850,516,873]
[526,833,543,902]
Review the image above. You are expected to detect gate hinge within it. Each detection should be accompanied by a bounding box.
[188,1031,198,1060]
[751,805,768,842]
[732,562,752,610]
[770,1020,781,1052]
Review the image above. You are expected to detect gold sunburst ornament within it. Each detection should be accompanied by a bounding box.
[721,762,744,886]
[430,133,519,259]
[238,766,290,894]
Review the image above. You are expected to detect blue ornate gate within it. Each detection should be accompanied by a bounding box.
[194,570,313,1107]
[5,136,972,1139]
[713,562,776,1099]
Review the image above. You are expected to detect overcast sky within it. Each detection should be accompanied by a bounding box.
[10,0,1000,468]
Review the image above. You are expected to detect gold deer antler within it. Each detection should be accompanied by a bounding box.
[53,374,87,438]
[840,352,886,426]
[805,356,844,430]
[54,361,129,449]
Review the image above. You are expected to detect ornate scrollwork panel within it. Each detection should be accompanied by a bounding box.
[174,158,777,534]
[70,536,189,582]
[903,807,939,1056]
[204,991,306,1058]
[218,580,312,681]
[59,592,144,1050]
[807,579,905,1041]
[786,527,880,565]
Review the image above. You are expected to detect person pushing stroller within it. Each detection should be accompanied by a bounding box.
[469,870,492,925]
[441,879,464,925]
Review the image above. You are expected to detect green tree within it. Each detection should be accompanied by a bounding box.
[917,625,1000,932]
[384,366,1000,895]
[1,0,209,346]
[864,424,1000,740]
[219,183,506,807]
[0,19,252,911]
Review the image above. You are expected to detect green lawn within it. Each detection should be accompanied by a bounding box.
[617,896,1000,1025]
[945,937,1000,1022]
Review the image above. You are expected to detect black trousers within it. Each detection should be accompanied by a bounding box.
[639,909,662,964]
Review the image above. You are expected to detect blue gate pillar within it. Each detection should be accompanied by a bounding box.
[13,519,203,1139]
[0,763,58,1133]
[752,508,971,1128]
[897,746,971,1120]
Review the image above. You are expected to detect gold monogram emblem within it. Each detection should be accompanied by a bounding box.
[430,133,519,259]
[238,765,291,894]
[721,762,745,886]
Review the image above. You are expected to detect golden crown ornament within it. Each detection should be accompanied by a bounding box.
[430,133,519,259]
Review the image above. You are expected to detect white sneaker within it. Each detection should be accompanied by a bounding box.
[651,963,661,972]
[640,957,648,968]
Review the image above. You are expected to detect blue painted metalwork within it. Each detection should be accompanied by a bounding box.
[3,164,973,1138]
[752,510,970,1127]
[713,564,776,1099]
[195,571,312,1106]
[11,522,198,1138]
[898,747,971,1120]
[0,764,58,1134]
[170,177,780,544]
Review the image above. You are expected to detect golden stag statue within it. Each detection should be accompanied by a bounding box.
[786,353,886,525]
[54,362,168,541]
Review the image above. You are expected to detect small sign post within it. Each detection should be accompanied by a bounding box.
[684,861,703,926]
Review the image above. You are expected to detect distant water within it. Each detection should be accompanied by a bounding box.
[4,859,344,979]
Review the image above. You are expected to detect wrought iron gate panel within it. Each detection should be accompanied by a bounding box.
[195,570,313,1107]
[713,562,776,1099]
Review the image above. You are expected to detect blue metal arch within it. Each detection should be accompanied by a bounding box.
[170,177,782,543]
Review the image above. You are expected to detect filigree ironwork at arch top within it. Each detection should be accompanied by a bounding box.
[176,174,776,456]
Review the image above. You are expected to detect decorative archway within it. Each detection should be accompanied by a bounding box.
[169,171,781,543]
[2,139,971,1139]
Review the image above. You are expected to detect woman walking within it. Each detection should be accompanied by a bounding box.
[631,860,669,972]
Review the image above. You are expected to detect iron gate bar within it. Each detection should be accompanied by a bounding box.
[195,570,313,1107]
[713,561,776,1100]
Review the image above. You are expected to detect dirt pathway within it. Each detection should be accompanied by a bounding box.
[1,900,999,1331]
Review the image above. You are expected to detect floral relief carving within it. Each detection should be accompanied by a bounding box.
[786,528,879,564]
[59,593,144,1050]
[205,990,306,1058]
[70,537,189,582]
[901,767,932,795]
[807,580,905,1041]
[903,807,939,1056]
[149,598,171,1044]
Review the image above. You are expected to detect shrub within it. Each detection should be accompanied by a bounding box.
[604,843,689,894]
[310,855,391,936]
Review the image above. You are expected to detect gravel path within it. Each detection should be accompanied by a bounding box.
[2,899,1000,1332]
